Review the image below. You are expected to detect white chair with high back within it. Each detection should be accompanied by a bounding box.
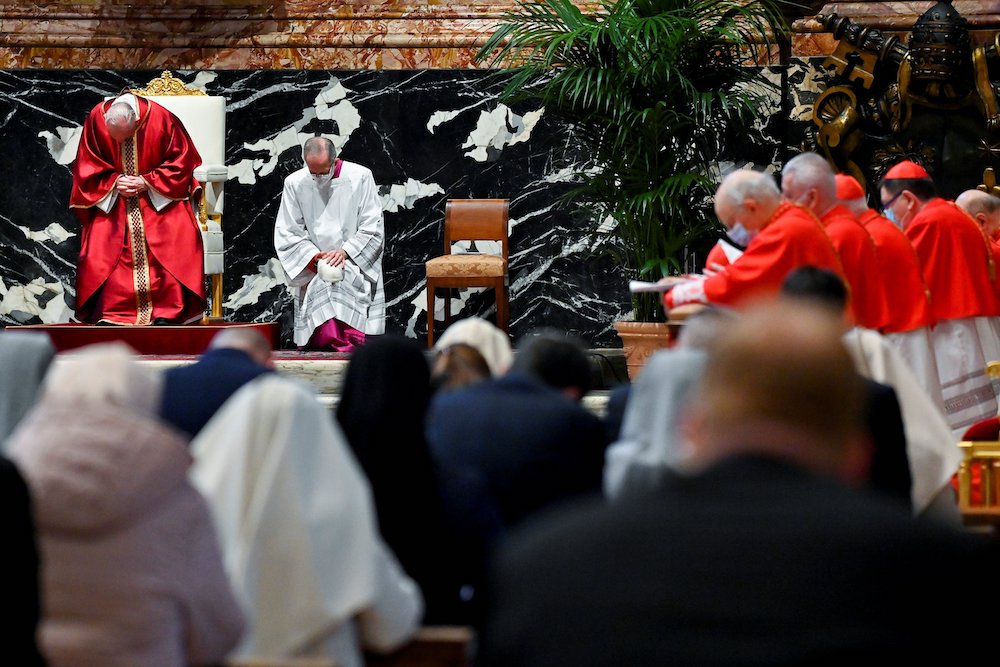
[133,71,228,322]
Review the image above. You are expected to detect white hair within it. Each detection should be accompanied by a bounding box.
[104,101,137,127]
[783,153,837,204]
[41,342,161,418]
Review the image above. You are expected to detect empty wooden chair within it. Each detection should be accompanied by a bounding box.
[425,199,510,347]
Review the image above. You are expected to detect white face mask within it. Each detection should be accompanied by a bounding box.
[883,207,901,228]
[312,171,333,186]
[726,222,755,247]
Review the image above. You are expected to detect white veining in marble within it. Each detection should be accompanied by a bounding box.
[382,178,445,213]
[462,105,544,161]
[15,222,74,245]
[224,257,285,310]
[0,277,73,322]
[38,125,81,165]
[238,77,362,185]
[789,63,828,122]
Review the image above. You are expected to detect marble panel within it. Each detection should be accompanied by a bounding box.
[0,68,635,347]
[0,66,797,347]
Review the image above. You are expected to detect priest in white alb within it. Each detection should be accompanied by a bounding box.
[274,136,386,352]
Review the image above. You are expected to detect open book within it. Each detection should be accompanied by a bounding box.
[629,276,702,293]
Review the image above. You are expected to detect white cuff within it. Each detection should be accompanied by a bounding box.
[146,183,170,212]
[671,280,707,305]
[96,189,117,213]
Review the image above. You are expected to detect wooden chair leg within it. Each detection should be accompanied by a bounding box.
[495,281,509,334]
[444,287,452,330]
[427,282,436,348]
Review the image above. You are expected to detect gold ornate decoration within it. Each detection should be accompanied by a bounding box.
[812,85,865,184]
[121,136,153,326]
[978,167,1000,198]
[810,1,1000,195]
[131,71,205,97]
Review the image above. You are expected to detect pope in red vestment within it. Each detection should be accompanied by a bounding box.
[70,94,206,325]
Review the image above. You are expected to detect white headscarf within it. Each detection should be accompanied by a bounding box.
[0,331,55,446]
[40,342,161,418]
[433,317,513,376]
[603,348,707,498]
[189,374,410,664]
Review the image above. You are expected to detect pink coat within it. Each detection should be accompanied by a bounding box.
[9,400,245,667]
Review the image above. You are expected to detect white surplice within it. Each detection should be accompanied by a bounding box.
[274,161,386,345]
[843,327,962,516]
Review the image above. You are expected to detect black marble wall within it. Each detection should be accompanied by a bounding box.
[0,67,797,347]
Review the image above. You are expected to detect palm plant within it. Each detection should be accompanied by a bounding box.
[477,0,787,321]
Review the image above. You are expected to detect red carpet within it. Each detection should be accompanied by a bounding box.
[7,321,282,355]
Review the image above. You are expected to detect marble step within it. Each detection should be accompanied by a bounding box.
[138,348,627,417]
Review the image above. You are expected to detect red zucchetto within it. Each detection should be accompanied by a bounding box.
[835,174,865,200]
[884,160,931,180]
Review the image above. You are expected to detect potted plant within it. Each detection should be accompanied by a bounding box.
[476,0,787,372]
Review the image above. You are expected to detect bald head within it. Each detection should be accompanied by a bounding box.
[714,169,782,234]
[209,328,274,368]
[683,299,868,483]
[956,189,1000,240]
[781,152,837,217]
[303,136,337,175]
[104,102,137,143]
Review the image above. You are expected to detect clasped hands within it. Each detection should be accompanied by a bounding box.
[116,175,148,198]
[310,248,347,272]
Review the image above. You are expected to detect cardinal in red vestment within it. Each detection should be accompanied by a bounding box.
[70,93,206,325]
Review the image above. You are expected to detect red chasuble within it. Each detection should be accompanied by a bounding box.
[70,96,206,325]
[699,202,844,306]
[821,204,891,331]
[904,198,999,322]
[859,209,934,333]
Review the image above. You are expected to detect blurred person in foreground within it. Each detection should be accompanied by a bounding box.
[190,370,422,667]
[337,335,493,625]
[0,331,55,449]
[7,343,244,667]
[476,299,999,667]
[603,307,735,499]
[159,327,275,438]
[426,327,606,530]
[2,455,47,666]
[431,316,513,378]
[431,342,492,393]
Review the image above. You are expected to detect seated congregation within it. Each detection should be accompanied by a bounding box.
[6,151,1000,666]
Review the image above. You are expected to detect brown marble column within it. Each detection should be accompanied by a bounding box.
[792,1,1000,57]
[0,0,567,69]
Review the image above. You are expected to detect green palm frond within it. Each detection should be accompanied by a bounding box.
[477,0,789,320]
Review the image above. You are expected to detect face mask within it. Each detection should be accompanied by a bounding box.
[726,222,754,247]
[312,171,333,186]
[883,207,901,228]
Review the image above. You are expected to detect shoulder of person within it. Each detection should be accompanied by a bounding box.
[339,160,375,179]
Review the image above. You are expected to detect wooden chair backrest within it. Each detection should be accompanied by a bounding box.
[444,199,510,262]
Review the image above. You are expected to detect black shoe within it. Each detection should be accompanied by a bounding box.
[153,318,171,326]
[95,321,116,326]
